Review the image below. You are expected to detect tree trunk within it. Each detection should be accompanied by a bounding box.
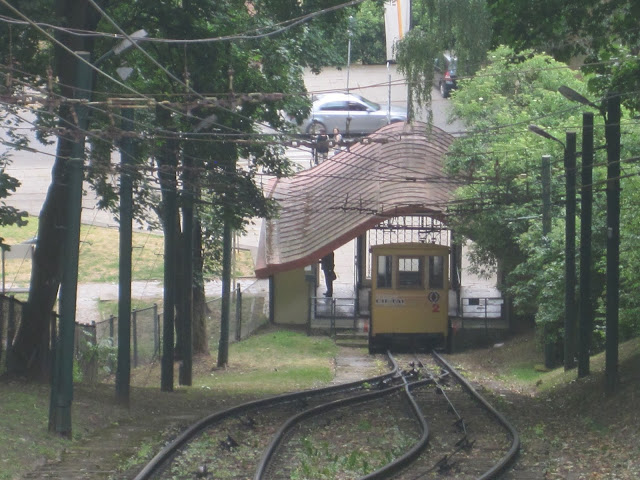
[174,224,185,360]
[9,134,69,380]
[8,0,100,381]
[192,218,209,354]
[155,105,180,390]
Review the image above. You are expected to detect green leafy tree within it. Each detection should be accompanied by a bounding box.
[88,0,310,364]
[619,173,640,340]
[395,0,492,113]
[484,0,640,343]
[487,0,595,61]
[444,46,600,326]
[351,1,386,65]
[447,45,640,344]
[9,0,104,380]
[0,1,50,246]
[488,0,640,114]
[6,0,348,379]
[0,155,27,245]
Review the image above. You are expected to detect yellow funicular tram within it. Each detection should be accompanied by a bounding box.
[369,242,450,353]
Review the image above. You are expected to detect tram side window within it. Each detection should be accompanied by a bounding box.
[398,256,424,289]
[377,255,393,288]
[429,255,444,289]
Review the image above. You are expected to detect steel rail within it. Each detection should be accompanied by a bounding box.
[416,353,468,436]
[432,351,521,479]
[254,352,433,480]
[358,370,433,479]
[133,354,398,480]
[253,382,409,479]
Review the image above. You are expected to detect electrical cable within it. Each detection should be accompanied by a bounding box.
[0,0,254,140]
[2,23,636,210]
[0,0,366,44]
[5,7,634,149]
[2,56,638,149]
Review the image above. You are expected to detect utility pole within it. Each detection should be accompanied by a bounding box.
[217,214,232,368]
[541,155,555,369]
[159,104,178,392]
[530,124,578,370]
[346,15,354,136]
[542,155,552,236]
[564,132,577,371]
[47,30,146,421]
[115,102,134,405]
[49,51,91,437]
[160,170,177,392]
[578,112,594,378]
[179,153,194,386]
[217,70,236,369]
[605,94,621,395]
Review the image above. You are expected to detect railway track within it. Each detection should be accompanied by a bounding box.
[133,355,401,480]
[388,352,520,479]
[134,351,519,479]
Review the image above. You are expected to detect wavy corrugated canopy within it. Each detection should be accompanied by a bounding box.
[255,121,455,278]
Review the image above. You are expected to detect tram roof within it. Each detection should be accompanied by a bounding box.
[254,121,456,279]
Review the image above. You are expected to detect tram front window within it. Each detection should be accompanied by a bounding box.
[376,255,393,288]
[429,255,444,289]
[398,256,424,289]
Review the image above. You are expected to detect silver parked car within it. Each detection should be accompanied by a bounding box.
[300,93,408,136]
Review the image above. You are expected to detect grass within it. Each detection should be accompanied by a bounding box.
[1,216,165,285]
[130,329,340,395]
[0,328,338,480]
[534,335,640,393]
[2,329,639,479]
[509,364,543,382]
[451,331,640,397]
[1,215,254,288]
[446,332,640,479]
[289,427,416,479]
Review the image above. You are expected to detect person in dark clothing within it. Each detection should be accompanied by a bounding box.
[314,129,329,165]
[320,252,336,297]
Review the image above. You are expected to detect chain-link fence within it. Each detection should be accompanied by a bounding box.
[204,279,270,349]
[1,279,270,381]
[1,294,57,376]
[0,295,22,374]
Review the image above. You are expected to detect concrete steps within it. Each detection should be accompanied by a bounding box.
[335,331,369,348]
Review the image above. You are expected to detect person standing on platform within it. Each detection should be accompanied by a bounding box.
[320,252,336,297]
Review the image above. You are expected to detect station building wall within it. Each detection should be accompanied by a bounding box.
[273,267,309,325]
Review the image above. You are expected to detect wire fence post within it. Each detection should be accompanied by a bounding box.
[330,298,336,337]
[132,309,138,368]
[484,299,489,338]
[153,304,159,357]
[109,315,115,341]
[88,322,98,383]
[235,283,242,342]
[307,296,312,336]
[0,298,4,367]
[6,297,15,367]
